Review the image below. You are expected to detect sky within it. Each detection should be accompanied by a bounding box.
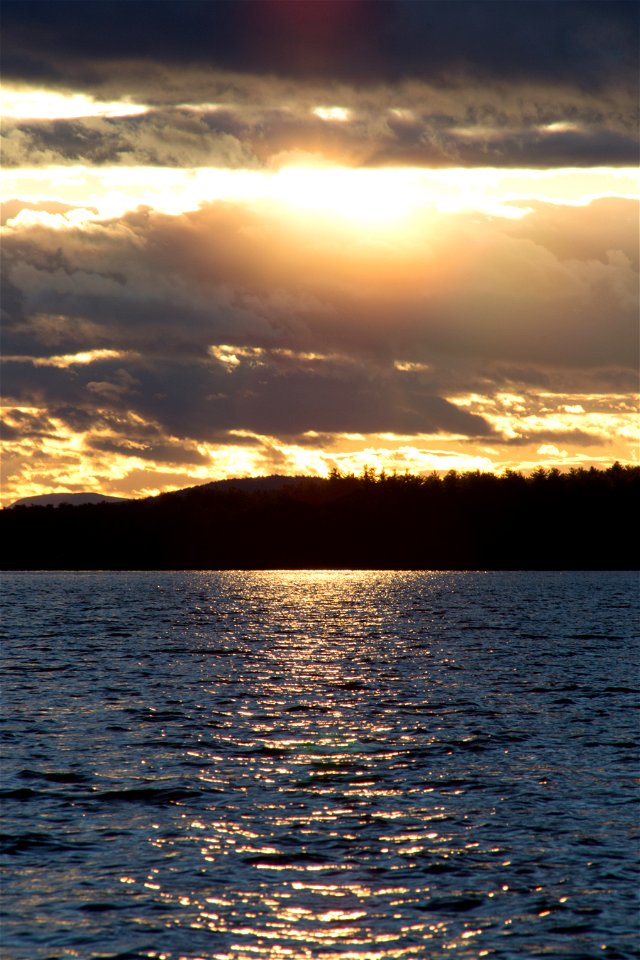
[1,0,638,506]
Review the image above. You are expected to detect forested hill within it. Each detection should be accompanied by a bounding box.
[2,465,638,570]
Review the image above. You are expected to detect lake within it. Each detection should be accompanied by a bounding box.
[1,571,638,959]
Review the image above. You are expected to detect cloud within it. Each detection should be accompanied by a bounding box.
[1,112,258,169]
[3,1,637,91]
[502,429,605,448]
[4,197,637,362]
[88,434,209,465]
[504,198,639,268]
[2,93,637,170]
[1,352,492,443]
[2,195,637,466]
[0,407,58,441]
[1,199,99,225]
[2,2,637,171]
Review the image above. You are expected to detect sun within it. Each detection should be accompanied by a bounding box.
[268,166,419,225]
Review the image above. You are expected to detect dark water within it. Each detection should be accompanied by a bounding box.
[1,571,638,960]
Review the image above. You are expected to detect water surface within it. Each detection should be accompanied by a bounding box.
[1,571,638,959]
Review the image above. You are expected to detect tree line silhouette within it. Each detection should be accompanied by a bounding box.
[2,463,638,569]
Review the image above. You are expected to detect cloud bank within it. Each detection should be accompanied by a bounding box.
[3,198,637,456]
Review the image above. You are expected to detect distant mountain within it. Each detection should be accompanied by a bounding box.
[7,477,309,509]
[10,492,129,508]
[168,475,318,497]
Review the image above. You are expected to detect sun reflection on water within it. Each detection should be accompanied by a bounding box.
[133,572,511,958]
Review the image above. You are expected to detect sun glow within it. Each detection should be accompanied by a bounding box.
[269,167,418,224]
[5,349,127,368]
[312,106,352,122]
[3,165,637,228]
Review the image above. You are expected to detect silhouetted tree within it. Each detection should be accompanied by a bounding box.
[2,465,638,569]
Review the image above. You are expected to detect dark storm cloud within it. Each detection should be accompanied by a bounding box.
[3,1,637,91]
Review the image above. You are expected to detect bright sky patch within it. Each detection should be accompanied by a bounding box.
[1,87,149,120]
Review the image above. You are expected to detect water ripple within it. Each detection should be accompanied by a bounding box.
[1,570,638,959]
